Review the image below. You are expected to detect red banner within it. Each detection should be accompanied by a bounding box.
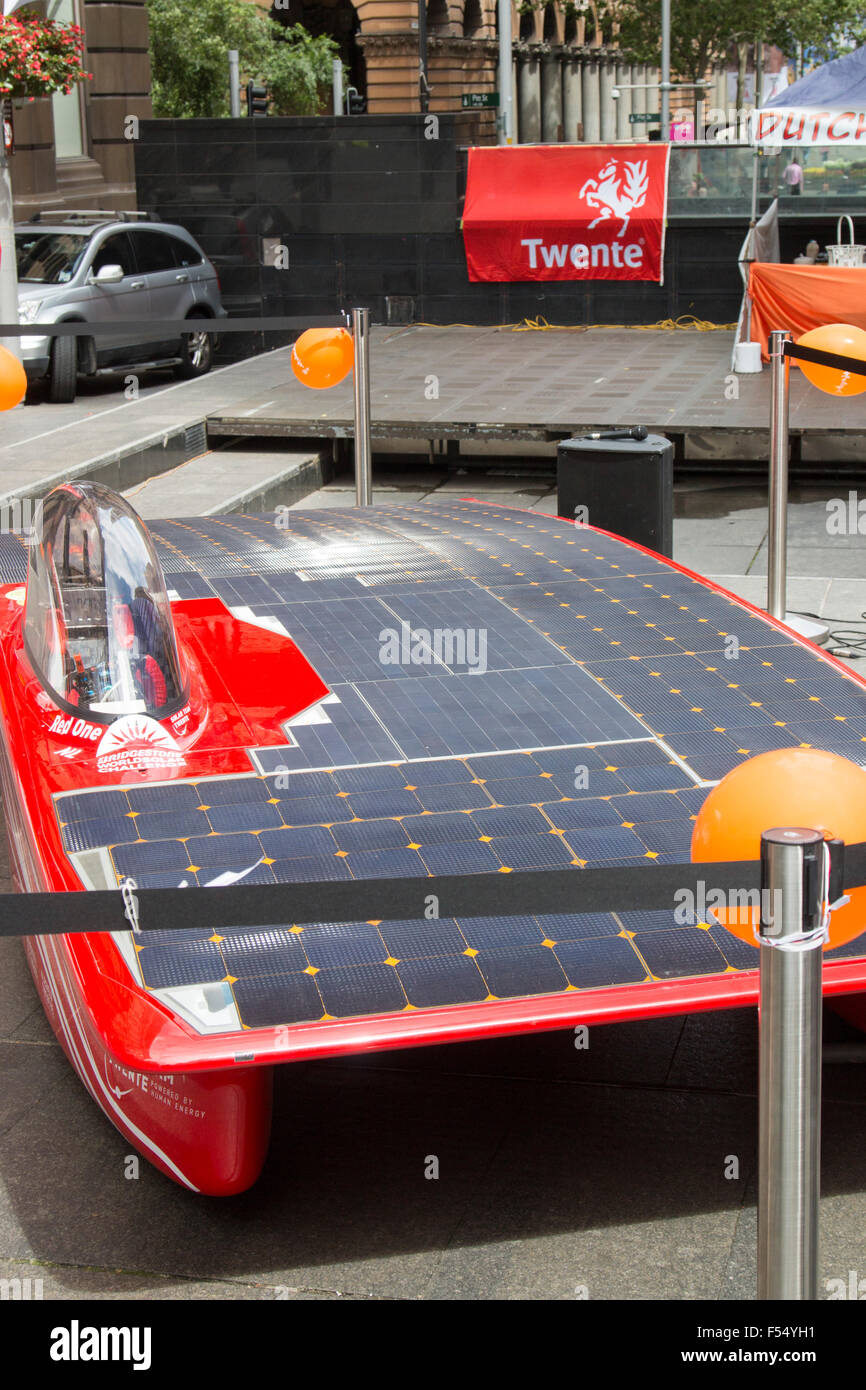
[463,144,671,284]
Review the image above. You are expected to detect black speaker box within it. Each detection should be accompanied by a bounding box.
[557,433,674,557]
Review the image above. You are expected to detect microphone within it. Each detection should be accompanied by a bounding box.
[586,426,649,442]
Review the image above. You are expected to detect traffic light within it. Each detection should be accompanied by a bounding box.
[246,81,268,118]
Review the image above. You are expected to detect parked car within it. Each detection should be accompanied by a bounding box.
[15,210,228,403]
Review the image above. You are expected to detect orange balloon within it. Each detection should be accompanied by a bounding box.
[691,748,866,950]
[0,346,27,411]
[796,323,866,396]
[290,327,354,390]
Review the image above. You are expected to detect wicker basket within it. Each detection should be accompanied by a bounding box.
[826,215,866,266]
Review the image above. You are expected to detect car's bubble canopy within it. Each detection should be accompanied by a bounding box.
[23,482,187,721]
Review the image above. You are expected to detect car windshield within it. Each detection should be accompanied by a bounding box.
[15,231,89,285]
[23,483,187,721]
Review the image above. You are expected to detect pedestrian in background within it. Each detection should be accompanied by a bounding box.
[784,157,804,196]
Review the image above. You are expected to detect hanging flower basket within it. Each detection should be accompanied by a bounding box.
[0,14,92,101]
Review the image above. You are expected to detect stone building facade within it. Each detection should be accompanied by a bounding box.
[253,4,732,147]
[9,0,152,217]
[260,2,682,145]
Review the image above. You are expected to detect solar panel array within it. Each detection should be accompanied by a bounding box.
[49,501,866,1030]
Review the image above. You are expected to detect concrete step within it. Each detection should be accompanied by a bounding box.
[123,440,329,519]
[0,348,307,509]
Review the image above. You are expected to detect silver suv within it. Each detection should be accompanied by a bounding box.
[15,210,228,403]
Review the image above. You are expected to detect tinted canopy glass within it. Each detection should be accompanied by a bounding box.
[24,483,187,720]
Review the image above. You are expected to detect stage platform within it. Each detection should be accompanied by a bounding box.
[207,326,866,468]
[4,329,863,519]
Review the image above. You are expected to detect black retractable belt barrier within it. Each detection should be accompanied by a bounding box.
[3,841,866,940]
[0,317,344,337]
[784,340,866,376]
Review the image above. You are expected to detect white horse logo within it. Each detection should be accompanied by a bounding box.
[579,159,650,237]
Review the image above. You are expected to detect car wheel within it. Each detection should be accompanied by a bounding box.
[48,335,78,404]
[174,315,213,379]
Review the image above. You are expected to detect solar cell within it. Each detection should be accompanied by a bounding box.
[552,936,648,988]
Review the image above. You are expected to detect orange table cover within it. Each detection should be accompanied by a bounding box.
[748,262,866,361]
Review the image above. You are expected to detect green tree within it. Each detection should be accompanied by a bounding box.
[249,22,338,116]
[147,0,337,118]
[613,0,760,88]
[762,1,864,67]
[610,0,864,82]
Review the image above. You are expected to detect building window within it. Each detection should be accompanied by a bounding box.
[47,0,85,159]
[427,0,450,35]
[464,0,483,36]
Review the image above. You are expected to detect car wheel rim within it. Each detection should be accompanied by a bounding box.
[187,329,209,368]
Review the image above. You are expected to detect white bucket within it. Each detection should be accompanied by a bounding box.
[733,341,763,373]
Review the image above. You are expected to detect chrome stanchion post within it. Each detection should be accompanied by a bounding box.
[757,827,826,1300]
[660,0,671,138]
[767,330,791,621]
[228,50,241,118]
[352,306,372,507]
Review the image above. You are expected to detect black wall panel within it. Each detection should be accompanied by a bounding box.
[135,115,823,352]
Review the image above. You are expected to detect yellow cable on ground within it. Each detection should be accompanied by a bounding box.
[413,316,738,332]
[632,315,739,332]
[411,322,494,329]
[510,317,587,332]
[510,314,738,332]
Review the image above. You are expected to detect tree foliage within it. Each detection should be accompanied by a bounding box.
[614,1,748,84]
[609,0,865,82]
[257,22,338,116]
[767,1,865,63]
[147,0,337,118]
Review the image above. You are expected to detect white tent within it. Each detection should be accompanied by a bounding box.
[751,46,866,148]
[734,46,866,365]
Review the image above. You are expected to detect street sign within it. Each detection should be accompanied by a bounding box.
[462,92,499,109]
[629,112,662,123]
